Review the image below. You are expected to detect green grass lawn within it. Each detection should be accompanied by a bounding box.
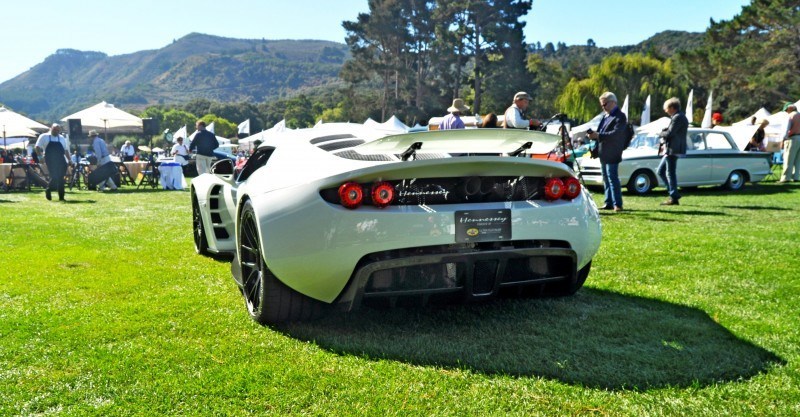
[1,181,799,416]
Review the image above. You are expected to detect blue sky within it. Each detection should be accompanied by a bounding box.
[0,0,750,84]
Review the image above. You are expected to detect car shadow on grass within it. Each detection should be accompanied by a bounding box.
[279,288,784,390]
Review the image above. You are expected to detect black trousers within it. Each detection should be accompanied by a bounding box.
[44,154,67,200]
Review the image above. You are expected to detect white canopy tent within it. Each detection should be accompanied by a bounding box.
[0,106,48,133]
[716,125,761,151]
[2,126,38,149]
[61,101,143,136]
[733,108,772,126]
[570,112,604,135]
[238,119,289,152]
[636,116,672,134]
[0,107,43,149]
[381,115,410,132]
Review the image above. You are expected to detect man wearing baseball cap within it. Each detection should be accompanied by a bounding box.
[503,91,541,130]
[780,102,800,183]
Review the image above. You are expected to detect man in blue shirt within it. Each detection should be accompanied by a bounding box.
[189,120,219,175]
[439,99,469,130]
[89,130,118,191]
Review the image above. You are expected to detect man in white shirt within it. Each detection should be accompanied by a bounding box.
[120,140,136,162]
[34,123,71,201]
[503,91,541,130]
[171,136,190,166]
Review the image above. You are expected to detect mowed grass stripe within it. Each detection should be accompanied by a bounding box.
[1,182,799,415]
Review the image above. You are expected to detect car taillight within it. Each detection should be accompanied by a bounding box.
[371,181,395,208]
[338,182,364,209]
[544,178,565,201]
[563,177,581,200]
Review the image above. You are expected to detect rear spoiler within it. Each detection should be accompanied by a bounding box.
[354,129,560,157]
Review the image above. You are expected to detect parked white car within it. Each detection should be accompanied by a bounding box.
[577,128,772,194]
[191,123,603,324]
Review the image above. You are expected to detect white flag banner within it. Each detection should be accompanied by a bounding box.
[207,121,215,134]
[174,125,187,140]
[641,95,651,125]
[701,91,714,128]
[621,95,629,119]
[686,89,694,123]
[237,119,250,135]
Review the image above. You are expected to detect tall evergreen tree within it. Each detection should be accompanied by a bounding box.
[675,0,800,117]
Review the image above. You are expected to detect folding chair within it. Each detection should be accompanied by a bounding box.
[764,152,782,182]
[117,162,134,185]
[136,156,159,189]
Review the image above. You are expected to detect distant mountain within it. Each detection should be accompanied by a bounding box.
[530,30,705,70]
[0,31,703,122]
[0,33,349,121]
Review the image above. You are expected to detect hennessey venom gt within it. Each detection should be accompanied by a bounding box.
[191,123,602,324]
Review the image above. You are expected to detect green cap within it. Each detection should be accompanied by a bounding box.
[783,102,796,111]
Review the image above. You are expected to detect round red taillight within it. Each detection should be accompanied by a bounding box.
[563,177,581,200]
[338,182,364,209]
[371,182,395,208]
[544,178,565,201]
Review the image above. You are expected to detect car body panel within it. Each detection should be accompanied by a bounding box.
[578,128,771,190]
[192,123,602,306]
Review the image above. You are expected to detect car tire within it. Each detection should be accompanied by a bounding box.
[192,191,210,256]
[550,261,591,296]
[723,170,746,191]
[238,199,324,324]
[627,170,655,195]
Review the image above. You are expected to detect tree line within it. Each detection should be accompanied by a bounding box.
[139,0,799,135]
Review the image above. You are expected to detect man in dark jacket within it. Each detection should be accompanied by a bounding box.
[189,120,219,175]
[658,97,688,205]
[588,92,627,211]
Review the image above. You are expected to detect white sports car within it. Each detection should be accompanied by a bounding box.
[191,123,602,324]
[577,128,772,194]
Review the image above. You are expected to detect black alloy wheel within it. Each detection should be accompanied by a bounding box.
[192,192,210,255]
[239,200,267,323]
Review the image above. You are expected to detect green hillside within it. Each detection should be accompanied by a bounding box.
[0,33,348,121]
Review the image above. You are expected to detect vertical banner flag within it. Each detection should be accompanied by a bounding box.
[686,89,694,124]
[238,119,250,136]
[701,91,714,128]
[641,95,651,125]
[621,95,629,119]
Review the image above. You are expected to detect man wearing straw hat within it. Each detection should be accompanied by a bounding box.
[439,98,469,130]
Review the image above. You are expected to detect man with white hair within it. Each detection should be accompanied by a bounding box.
[120,140,136,162]
[35,123,71,201]
[657,97,688,205]
[780,102,800,183]
[587,92,627,211]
